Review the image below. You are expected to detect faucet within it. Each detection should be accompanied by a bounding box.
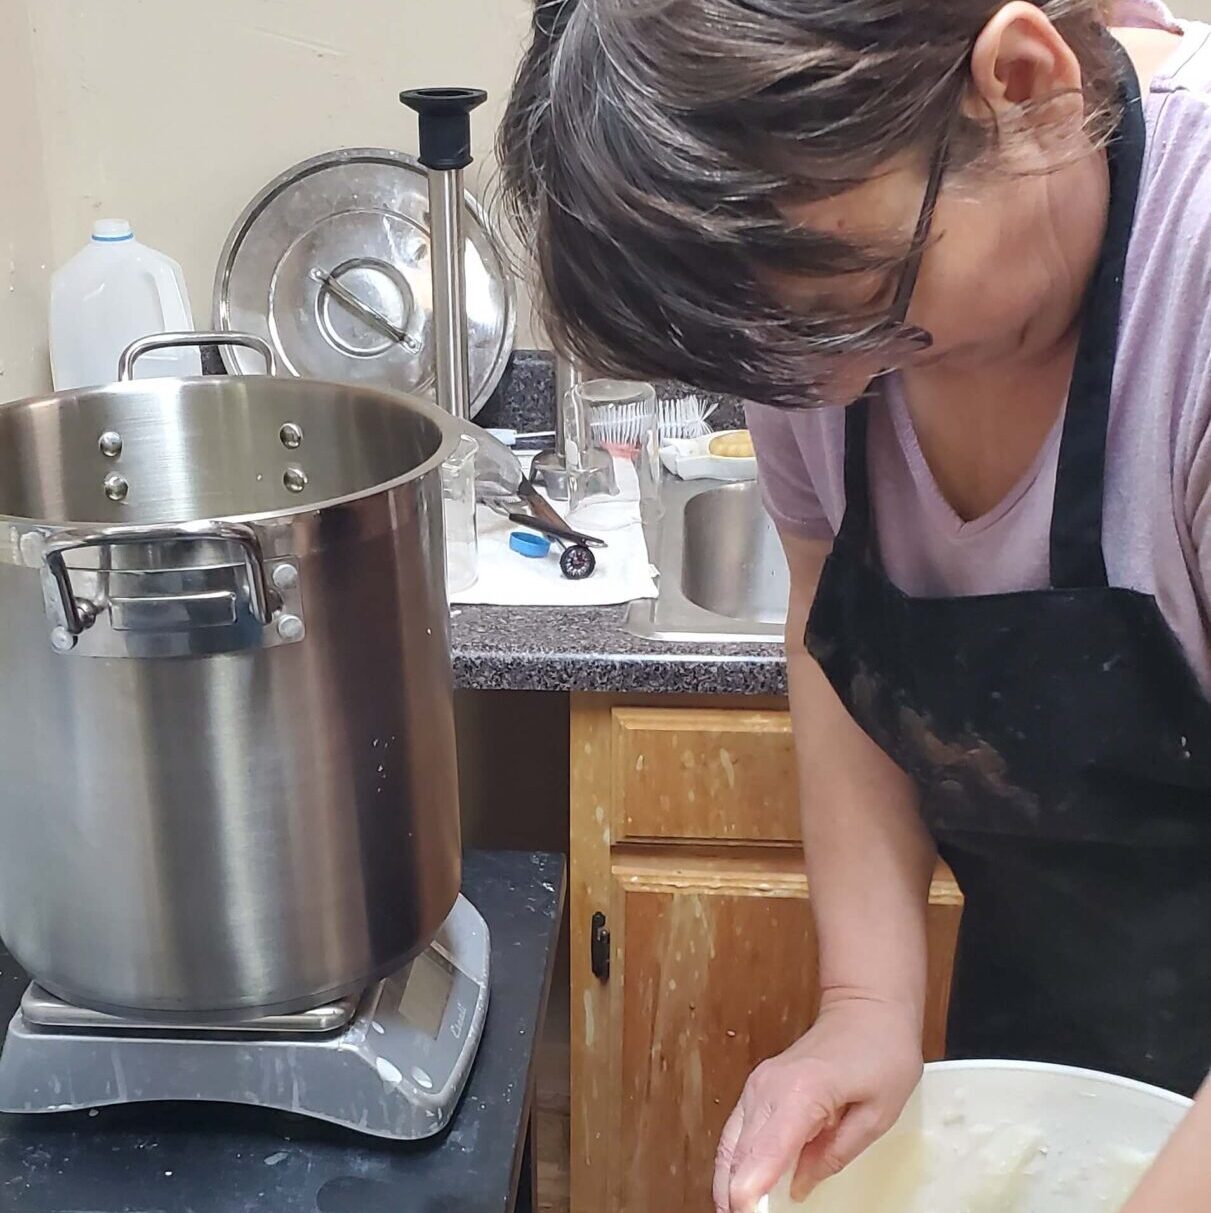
[401,88,614,518]
[399,86,487,422]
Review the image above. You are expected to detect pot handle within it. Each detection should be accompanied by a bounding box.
[117,331,279,380]
[42,520,276,638]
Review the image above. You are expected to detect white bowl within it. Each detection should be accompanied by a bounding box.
[759,1060,1190,1213]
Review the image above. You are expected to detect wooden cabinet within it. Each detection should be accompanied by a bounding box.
[569,694,963,1213]
[610,706,801,843]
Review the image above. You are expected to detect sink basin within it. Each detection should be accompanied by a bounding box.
[626,478,790,643]
[681,483,789,623]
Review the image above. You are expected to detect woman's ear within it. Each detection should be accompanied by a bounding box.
[967,1,1084,118]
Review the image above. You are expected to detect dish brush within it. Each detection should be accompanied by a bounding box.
[590,394,718,447]
[660,394,717,439]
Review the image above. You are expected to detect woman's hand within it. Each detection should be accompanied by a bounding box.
[713,996,924,1213]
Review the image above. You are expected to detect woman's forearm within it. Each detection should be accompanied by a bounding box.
[783,546,935,1028]
[1120,1081,1211,1212]
[789,643,935,1025]
[713,533,942,1211]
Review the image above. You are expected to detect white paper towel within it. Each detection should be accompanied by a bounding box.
[449,456,659,607]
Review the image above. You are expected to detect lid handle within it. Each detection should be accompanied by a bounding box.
[118,331,278,380]
[399,88,487,172]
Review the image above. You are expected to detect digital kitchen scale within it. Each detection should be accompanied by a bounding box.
[0,895,490,1140]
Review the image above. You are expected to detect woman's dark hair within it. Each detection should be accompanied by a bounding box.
[498,0,1121,406]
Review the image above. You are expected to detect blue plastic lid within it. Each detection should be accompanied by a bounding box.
[510,530,551,559]
[92,219,134,243]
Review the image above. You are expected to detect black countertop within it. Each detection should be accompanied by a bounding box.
[450,603,786,696]
[0,851,566,1213]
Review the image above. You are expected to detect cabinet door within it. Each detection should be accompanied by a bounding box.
[610,707,800,844]
[612,858,819,1213]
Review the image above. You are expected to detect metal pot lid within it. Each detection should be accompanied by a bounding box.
[212,148,516,415]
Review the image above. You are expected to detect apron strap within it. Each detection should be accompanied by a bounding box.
[835,396,874,558]
[1049,54,1147,590]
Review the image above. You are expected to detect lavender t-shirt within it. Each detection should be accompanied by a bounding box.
[749,6,1211,692]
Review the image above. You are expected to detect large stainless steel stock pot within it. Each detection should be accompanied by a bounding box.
[0,332,463,1020]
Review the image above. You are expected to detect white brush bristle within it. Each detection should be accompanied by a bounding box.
[660,394,717,439]
[589,394,718,446]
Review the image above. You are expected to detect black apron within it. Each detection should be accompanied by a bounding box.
[805,62,1211,1097]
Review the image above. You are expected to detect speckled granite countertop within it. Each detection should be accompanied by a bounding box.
[452,352,785,696]
[450,603,786,695]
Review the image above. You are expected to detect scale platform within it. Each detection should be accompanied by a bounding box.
[0,895,490,1140]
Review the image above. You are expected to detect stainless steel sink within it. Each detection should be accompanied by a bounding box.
[626,478,789,643]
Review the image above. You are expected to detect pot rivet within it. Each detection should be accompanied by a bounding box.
[104,473,129,502]
[98,431,123,458]
[272,563,300,592]
[283,466,308,494]
[50,627,76,653]
[277,614,306,642]
[279,422,304,450]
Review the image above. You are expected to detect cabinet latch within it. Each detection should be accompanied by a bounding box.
[590,911,610,982]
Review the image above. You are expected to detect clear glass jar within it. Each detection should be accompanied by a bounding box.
[568,379,663,526]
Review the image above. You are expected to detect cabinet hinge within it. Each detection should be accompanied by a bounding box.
[590,911,611,981]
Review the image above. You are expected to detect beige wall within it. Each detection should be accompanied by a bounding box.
[0,0,52,398]
[1,0,539,395]
[7,0,1211,398]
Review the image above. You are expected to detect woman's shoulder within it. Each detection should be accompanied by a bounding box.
[745,400,847,539]
[1125,34,1211,552]
[1148,22,1211,138]
[1135,28,1211,290]
[1151,20,1211,99]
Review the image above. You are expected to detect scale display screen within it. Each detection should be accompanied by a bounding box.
[397,948,455,1040]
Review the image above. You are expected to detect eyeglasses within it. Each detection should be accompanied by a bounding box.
[791,124,952,406]
[866,122,953,354]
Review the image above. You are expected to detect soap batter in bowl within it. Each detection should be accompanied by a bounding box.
[760,1062,1191,1213]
